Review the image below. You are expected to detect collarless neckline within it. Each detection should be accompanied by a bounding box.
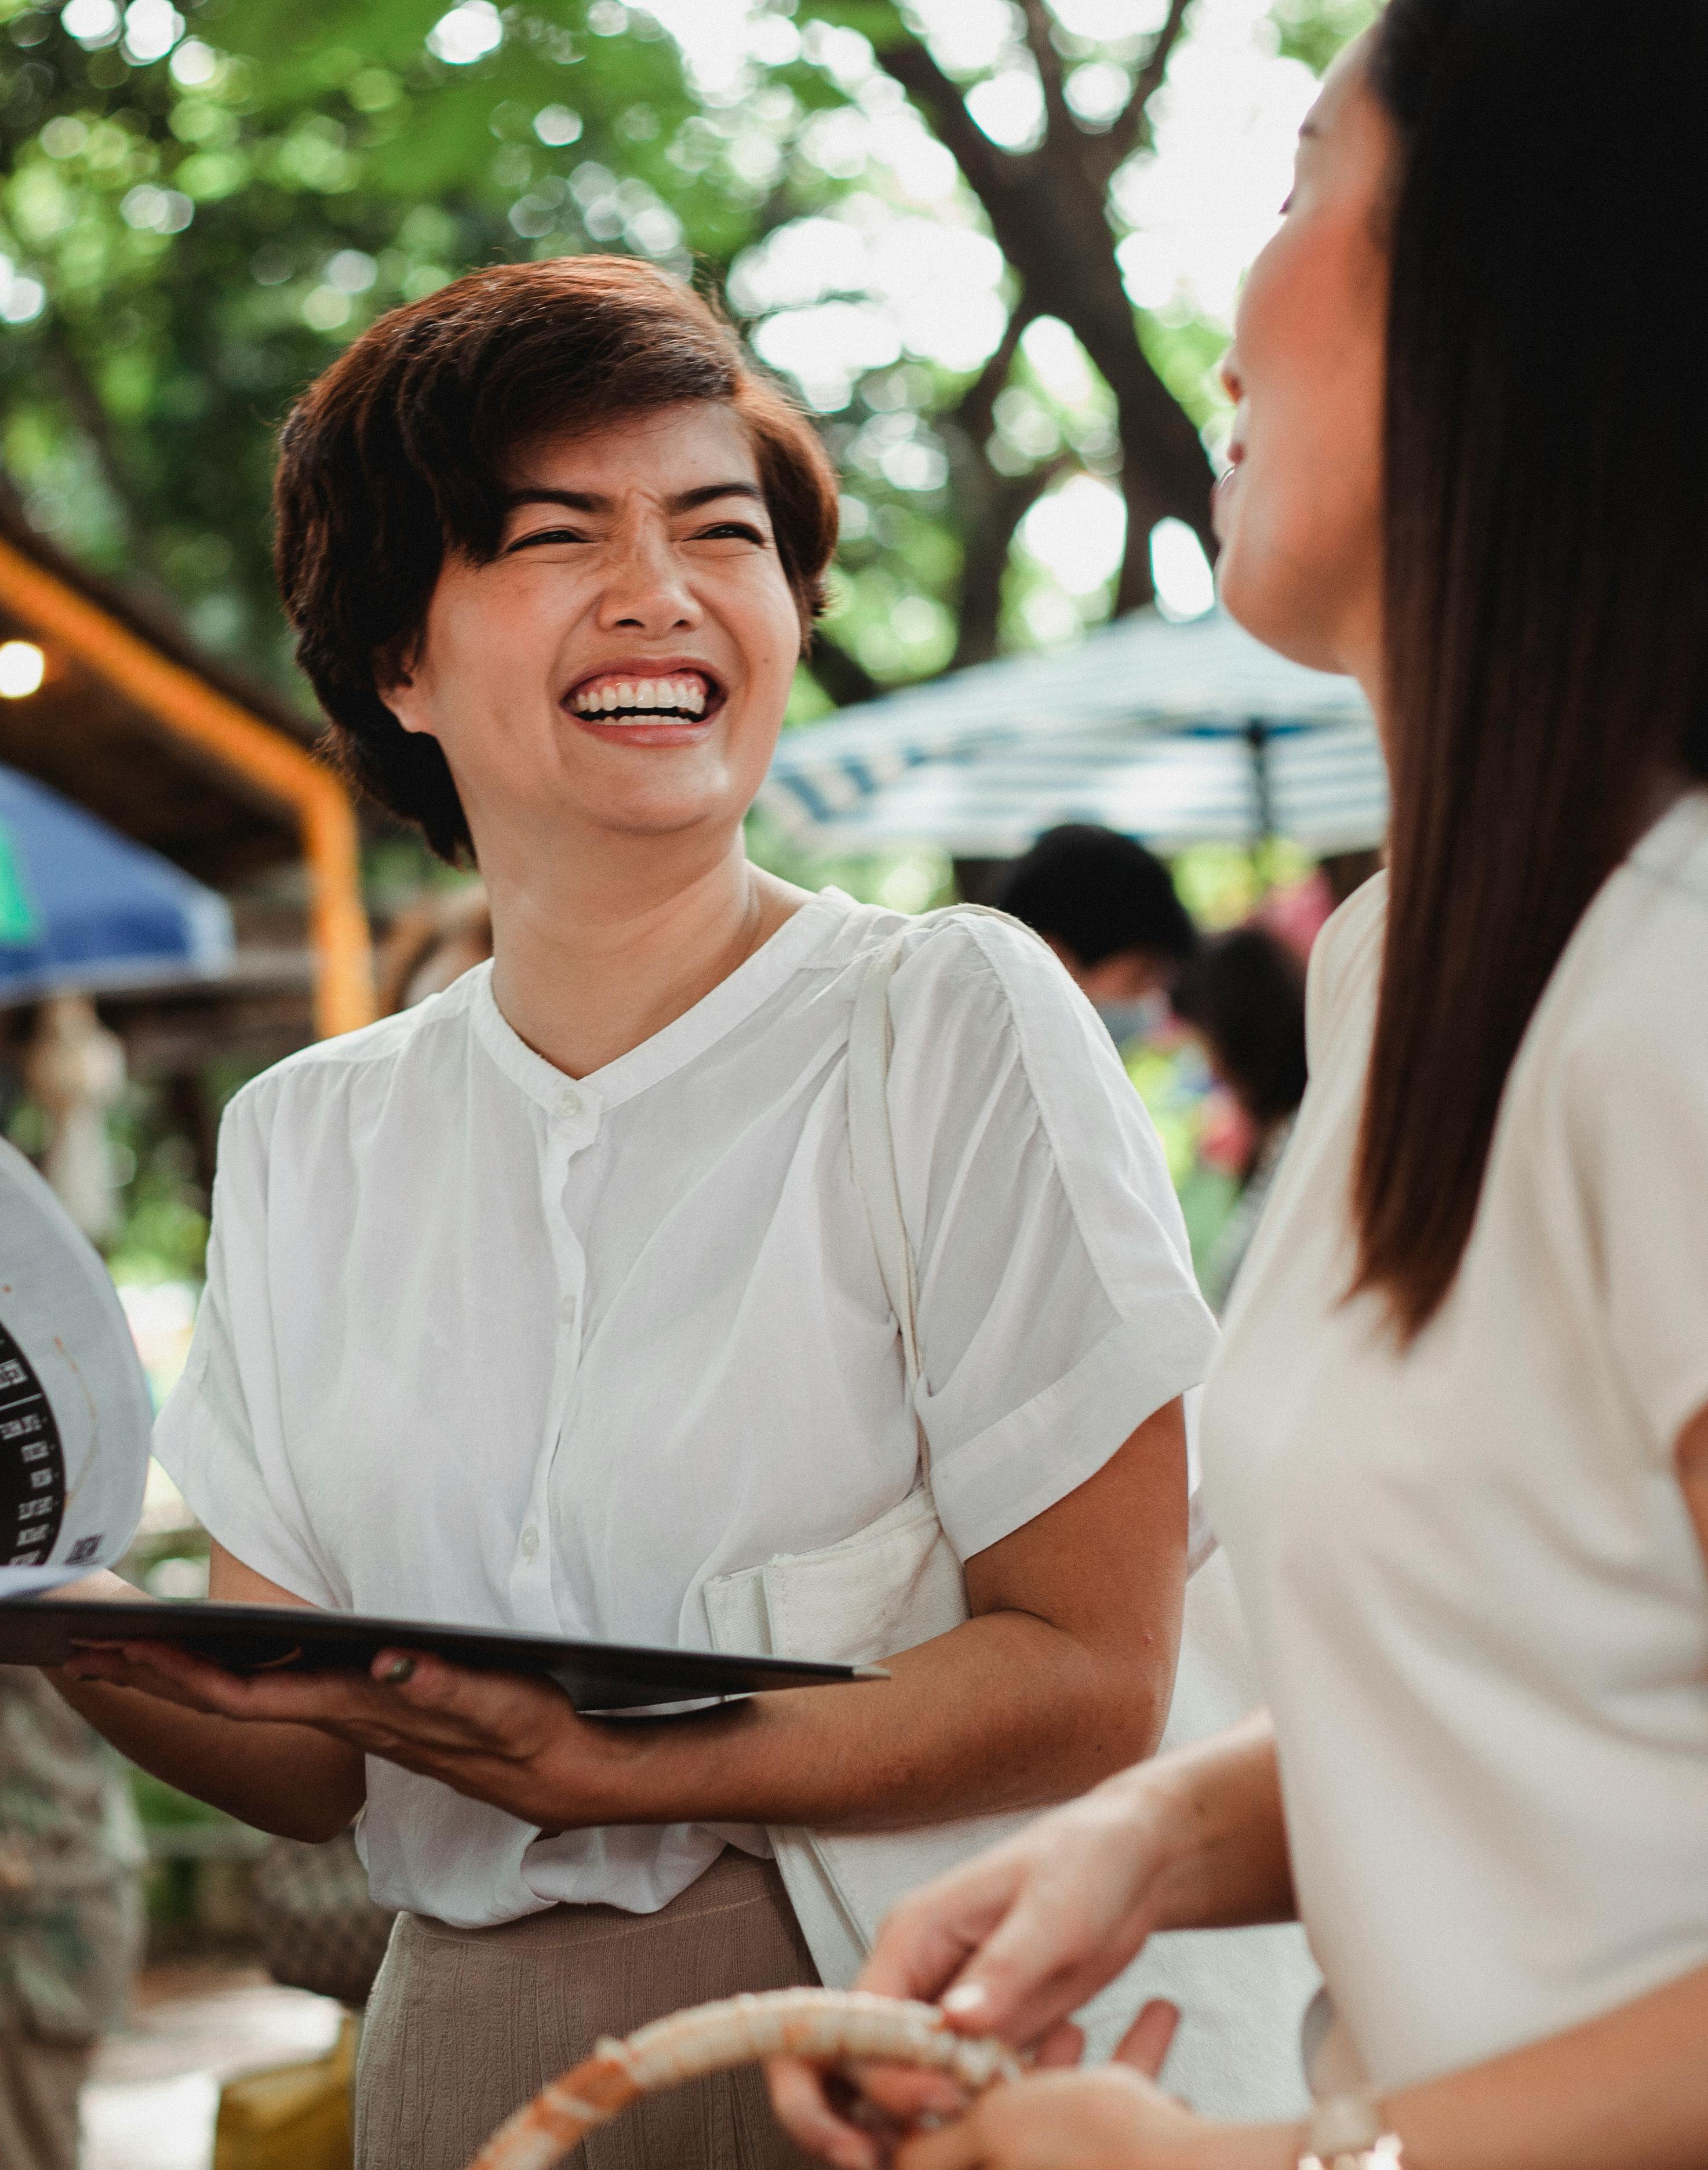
[470,886,859,1115]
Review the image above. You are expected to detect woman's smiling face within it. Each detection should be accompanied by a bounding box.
[381,399,804,862]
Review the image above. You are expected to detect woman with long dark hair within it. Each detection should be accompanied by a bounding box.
[775,4,1708,2164]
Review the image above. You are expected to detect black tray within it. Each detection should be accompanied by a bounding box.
[0,1598,886,1713]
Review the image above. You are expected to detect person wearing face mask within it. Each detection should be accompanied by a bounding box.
[1170,930,1309,1316]
[994,827,1200,1050]
[772,4,1708,2167]
[36,260,1233,2170]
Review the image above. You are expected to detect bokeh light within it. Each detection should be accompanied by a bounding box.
[0,642,48,699]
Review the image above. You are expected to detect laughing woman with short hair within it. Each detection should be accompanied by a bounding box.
[47,260,1221,2170]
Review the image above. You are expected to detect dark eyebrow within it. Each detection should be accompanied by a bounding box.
[671,482,767,513]
[504,487,607,515]
[501,481,767,516]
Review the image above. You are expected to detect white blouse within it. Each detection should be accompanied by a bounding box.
[155,888,1215,1927]
[1203,792,1708,2091]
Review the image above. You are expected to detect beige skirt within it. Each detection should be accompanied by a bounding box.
[354,1849,821,2170]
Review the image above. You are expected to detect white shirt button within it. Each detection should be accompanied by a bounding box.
[559,1292,577,1329]
[556,1086,582,1120]
[519,1524,540,1562]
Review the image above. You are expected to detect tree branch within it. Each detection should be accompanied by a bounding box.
[949,290,1036,446]
[949,447,1079,669]
[1016,0,1077,149]
[873,35,1020,208]
[1097,0,1196,178]
[807,629,882,709]
[40,311,139,540]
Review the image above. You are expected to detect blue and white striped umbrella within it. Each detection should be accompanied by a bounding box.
[763,607,1387,855]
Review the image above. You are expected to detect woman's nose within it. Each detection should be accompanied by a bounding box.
[598,528,699,633]
[1219,346,1244,407]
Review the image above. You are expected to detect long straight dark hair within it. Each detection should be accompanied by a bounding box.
[1356,0,1708,1338]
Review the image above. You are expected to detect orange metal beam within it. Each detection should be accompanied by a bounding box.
[0,533,375,1037]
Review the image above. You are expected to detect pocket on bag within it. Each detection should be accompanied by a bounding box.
[706,1487,968,1672]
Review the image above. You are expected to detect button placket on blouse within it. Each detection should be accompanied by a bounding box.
[508,1087,596,1625]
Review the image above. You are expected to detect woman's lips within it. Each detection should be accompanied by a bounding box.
[567,709,715,748]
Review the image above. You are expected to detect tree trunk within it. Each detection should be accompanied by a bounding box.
[862,3,1216,617]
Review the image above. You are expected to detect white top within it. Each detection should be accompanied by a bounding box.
[155,887,1214,1927]
[1203,791,1708,2091]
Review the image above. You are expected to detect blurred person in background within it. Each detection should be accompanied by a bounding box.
[373,883,493,1015]
[1170,930,1308,1313]
[0,1667,143,2170]
[995,827,1199,1047]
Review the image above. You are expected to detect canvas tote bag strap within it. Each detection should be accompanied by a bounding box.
[846,906,1050,1468]
[848,928,923,1411]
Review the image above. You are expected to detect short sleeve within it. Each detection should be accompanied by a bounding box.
[885,916,1217,1559]
[152,1090,345,1608]
[1565,920,1708,1461]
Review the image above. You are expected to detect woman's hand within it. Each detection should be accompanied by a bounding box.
[770,1776,1181,2167]
[788,1997,1288,2170]
[57,1640,628,1829]
[771,1717,1292,2167]
[866,1781,1180,2045]
[895,2067,1219,2170]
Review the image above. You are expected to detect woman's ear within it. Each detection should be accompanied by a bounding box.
[374,637,431,736]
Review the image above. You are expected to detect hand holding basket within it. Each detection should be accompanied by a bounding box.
[462,1986,1021,2170]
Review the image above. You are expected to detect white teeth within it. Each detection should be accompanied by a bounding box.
[571,673,713,718]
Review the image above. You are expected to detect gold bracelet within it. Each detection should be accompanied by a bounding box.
[1296,2092,1404,2170]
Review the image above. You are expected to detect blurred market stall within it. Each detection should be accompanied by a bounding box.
[0,482,373,1049]
[1,762,234,1237]
[766,606,1385,857]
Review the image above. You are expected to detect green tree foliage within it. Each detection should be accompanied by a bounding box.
[1270,0,1375,74]
[0,0,1369,709]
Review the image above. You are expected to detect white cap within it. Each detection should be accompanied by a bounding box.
[0,1138,150,1593]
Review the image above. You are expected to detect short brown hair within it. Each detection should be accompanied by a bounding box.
[273,256,840,862]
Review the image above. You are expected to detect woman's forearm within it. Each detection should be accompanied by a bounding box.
[43,1567,364,1841]
[1379,1964,1708,2170]
[52,1670,366,1841]
[1196,1963,1708,2170]
[1127,1709,1297,1932]
[563,1404,1193,1837]
[577,1604,1174,1834]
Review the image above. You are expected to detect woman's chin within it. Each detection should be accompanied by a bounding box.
[1216,550,1357,680]
[561,758,759,842]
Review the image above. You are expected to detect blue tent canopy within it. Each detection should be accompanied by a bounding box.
[0,762,234,1003]
[763,607,1387,856]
